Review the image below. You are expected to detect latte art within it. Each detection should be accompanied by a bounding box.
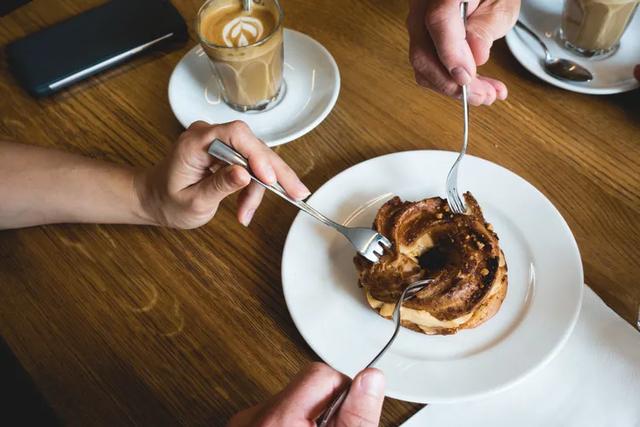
[222,16,264,47]
[199,3,276,48]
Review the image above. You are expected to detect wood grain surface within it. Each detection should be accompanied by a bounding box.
[1,0,639,426]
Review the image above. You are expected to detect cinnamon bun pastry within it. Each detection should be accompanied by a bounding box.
[354,192,507,335]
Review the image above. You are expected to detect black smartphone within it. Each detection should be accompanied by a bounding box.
[6,0,188,97]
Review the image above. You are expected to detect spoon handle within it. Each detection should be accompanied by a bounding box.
[515,20,552,62]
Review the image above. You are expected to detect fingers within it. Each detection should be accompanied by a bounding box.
[466,0,521,66]
[424,0,478,84]
[227,367,384,427]
[467,77,494,106]
[479,75,508,101]
[268,153,311,200]
[187,120,211,131]
[175,120,310,226]
[452,75,506,106]
[181,120,309,200]
[408,0,514,103]
[173,121,225,175]
[223,121,277,184]
[192,165,250,213]
[408,0,460,97]
[414,71,506,106]
[227,403,266,427]
[334,368,385,427]
[411,38,461,98]
[237,181,265,226]
[225,121,310,200]
[273,362,349,420]
[194,121,309,200]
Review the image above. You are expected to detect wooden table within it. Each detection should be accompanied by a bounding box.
[1,0,638,425]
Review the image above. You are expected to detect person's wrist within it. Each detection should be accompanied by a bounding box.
[132,168,163,226]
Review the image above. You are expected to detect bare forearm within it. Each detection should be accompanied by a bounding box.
[0,141,155,229]
[0,121,308,230]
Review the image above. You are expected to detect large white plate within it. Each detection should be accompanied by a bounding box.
[168,29,340,146]
[282,151,584,403]
[505,0,640,95]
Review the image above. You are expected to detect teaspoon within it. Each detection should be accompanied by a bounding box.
[515,21,593,82]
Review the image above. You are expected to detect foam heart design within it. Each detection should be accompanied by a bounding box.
[222,16,264,47]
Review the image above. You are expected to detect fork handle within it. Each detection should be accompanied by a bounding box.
[317,336,384,426]
[317,389,348,427]
[316,279,431,427]
[207,139,342,230]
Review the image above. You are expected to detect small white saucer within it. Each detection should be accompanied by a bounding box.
[505,0,640,95]
[168,29,340,146]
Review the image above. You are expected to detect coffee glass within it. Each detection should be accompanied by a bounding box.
[196,0,284,112]
[560,0,639,57]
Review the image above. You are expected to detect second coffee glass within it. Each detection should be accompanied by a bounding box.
[197,0,284,112]
[560,0,639,57]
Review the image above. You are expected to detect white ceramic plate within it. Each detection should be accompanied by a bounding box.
[282,151,584,403]
[168,29,340,146]
[505,0,640,95]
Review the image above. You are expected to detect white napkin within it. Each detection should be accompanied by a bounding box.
[401,285,640,427]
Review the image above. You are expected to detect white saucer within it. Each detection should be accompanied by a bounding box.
[505,0,640,95]
[168,29,340,146]
[281,151,584,403]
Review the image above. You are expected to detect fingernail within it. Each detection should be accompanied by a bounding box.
[451,67,472,85]
[264,166,276,184]
[296,183,311,200]
[359,370,385,397]
[241,209,255,227]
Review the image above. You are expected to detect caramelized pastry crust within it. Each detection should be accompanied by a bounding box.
[354,192,507,335]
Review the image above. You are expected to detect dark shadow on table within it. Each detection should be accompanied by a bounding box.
[608,89,640,122]
[0,336,60,426]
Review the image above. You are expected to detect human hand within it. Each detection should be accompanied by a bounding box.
[228,362,385,427]
[136,120,309,229]
[407,0,521,106]
[635,64,640,81]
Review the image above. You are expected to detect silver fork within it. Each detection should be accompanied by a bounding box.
[208,139,392,263]
[445,0,470,215]
[317,279,432,427]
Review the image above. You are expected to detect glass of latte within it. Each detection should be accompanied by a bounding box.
[560,0,639,57]
[197,0,284,112]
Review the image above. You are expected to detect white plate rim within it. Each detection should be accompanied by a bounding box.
[167,28,341,146]
[281,150,584,403]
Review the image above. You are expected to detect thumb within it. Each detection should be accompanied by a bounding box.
[334,369,385,427]
[192,165,250,207]
[466,1,520,65]
[424,1,478,85]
